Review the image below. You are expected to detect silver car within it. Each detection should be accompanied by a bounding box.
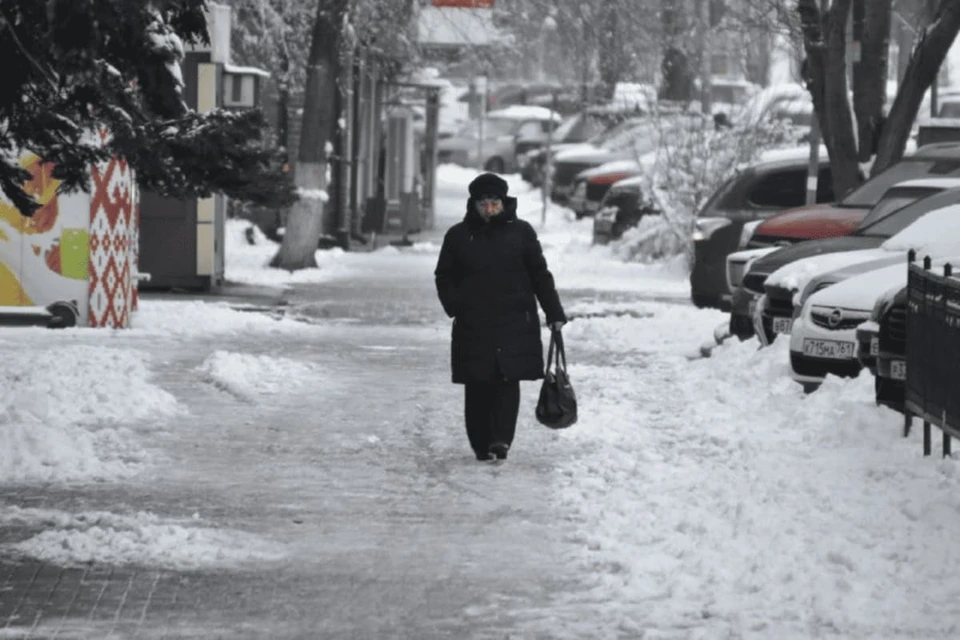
[436,105,562,173]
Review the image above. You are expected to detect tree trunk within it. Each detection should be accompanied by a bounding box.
[853,0,892,160]
[798,0,862,198]
[598,3,621,101]
[272,0,349,270]
[874,0,960,175]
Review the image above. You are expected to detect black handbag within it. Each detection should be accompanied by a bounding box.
[536,329,578,429]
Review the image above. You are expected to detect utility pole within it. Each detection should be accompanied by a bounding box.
[699,0,713,115]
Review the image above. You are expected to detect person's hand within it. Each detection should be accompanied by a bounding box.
[550,321,566,332]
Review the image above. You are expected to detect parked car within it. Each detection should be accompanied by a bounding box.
[436,105,562,173]
[549,117,658,203]
[734,83,813,129]
[689,146,835,310]
[592,176,659,244]
[518,109,629,185]
[783,205,960,389]
[568,159,648,219]
[856,285,907,413]
[745,141,949,249]
[754,179,960,342]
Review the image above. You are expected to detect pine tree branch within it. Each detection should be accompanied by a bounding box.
[0,7,59,91]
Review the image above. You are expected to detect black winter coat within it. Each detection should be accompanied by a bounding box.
[435,197,566,384]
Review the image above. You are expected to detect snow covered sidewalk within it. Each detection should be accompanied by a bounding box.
[3,165,960,638]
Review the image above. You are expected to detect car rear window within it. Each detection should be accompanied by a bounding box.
[856,187,942,229]
[841,159,960,207]
[859,188,960,237]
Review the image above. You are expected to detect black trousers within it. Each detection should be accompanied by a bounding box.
[464,381,521,455]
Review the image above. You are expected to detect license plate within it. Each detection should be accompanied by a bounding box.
[772,317,792,334]
[870,337,879,357]
[890,359,906,380]
[802,338,855,360]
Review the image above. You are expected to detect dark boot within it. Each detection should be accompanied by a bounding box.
[489,442,509,460]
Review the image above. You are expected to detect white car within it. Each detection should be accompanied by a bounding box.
[786,204,960,388]
[763,178,960,314]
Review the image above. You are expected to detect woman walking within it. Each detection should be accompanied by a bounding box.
[434,173,566,461]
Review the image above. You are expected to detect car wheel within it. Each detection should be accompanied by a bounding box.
[485,157,505,174]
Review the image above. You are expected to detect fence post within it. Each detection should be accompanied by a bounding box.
[924,255,932,270]
[924,421,932,456]
[904,412,912,437]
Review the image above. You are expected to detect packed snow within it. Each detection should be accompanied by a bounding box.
[1,507,284,570]
[0,344,180,484]
[198,350,321,400]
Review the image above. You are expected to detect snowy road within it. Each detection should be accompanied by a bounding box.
[4,166,960,638]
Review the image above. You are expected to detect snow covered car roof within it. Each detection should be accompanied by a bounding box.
[881,203,960,254]
[890,177,960,190]
[485,105,562,121]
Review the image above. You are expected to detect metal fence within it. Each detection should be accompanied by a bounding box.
[905,254,960,456]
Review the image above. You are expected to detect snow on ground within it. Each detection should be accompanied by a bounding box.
[1,507,285,570]
[197,351,321,401]
[223,219,352,288]
[132,299,319,337]
[0,343,180,484]
[541,326,960,638]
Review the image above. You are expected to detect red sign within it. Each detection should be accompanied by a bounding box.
[431,0,494,7]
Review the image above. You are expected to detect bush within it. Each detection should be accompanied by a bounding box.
[612,110,803,266]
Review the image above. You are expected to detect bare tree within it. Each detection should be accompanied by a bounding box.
[271,0,349,270]
[797,0,960,197]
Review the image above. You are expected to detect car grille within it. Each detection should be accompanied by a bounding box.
[742,273,767,295]
[586,182,609,203]
[727,261,748,290]
[879,303,906,355]
[765,291,794,318]
[791,352,862,378]
[809,308,871,331]
[553,162,595,187]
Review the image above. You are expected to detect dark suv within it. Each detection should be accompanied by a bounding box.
[690,148,836,310]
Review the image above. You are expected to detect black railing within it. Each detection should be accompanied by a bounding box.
[905,251,960,457]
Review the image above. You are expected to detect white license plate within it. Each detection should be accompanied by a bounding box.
[802,338,855,360]
[772,317,792,334]
[870,337,879,357]
[890,359,906,380]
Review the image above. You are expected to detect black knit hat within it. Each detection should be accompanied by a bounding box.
[468,173,509,200]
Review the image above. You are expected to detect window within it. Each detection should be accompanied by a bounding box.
[517,121,544,140]
[747,168,807,208]
[857,187,946,234]
[841,159,960,207]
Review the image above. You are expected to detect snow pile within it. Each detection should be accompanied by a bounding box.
[133,299,319,337]
[543,330,960,637]
[198,351,320,400]
[1,508,285,570]
[223,218,352,287]
[0,345,180,484]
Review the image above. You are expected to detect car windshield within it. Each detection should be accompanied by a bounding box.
[604,123,659,154]
[455,117,518,139]
[859,188,960,237]
[856,187,942,231]
[697,172,740,217]
[549,115,580,141]
[841,159,960,207]
[588,118,644,146]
